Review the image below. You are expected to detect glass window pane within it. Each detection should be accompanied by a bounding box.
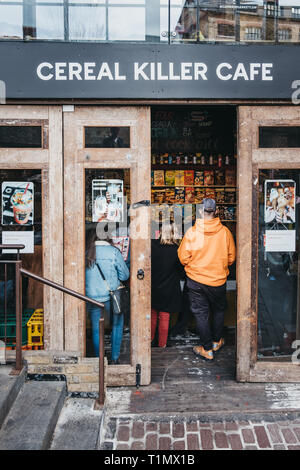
[36,6,64,39]
[85,127,130,148]
[259,127,300,148]
[85,169,131,363]
[0,5,23,39]
[0,170,44,350]
[258,169,300,358]
[108,6,145,40]
[0,126,42,148]
[69,6,106,40]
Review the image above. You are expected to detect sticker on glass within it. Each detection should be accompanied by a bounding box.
[92,179,124,223]
[2,182,34,226]
[264,180,295,226]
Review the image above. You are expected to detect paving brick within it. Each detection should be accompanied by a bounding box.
[146,422,158,433]
[145,433,158,450]
[245,446,258,450]
[228,433,243,450]
[173,440,186,450]
[117,425,130,442]
[159,422,171,435]
[131,441,145,450]
[238,421,250,426]
[186,422,198,432]
[199,422,211,428]
[212,423,225,431]
[132,421,144,439]
[116,444,130,450]
[273,445,286,450]
[187,434,200,450]
[172,422,185,439]
[200,429,214,450]
[241,428,255,444]
[287,445,300,450]
[281,428,297,444]
[159,437,171,450]
[225,421,238,431]
[293,427,300,441]
[214,431,229,449]
[254,426,271,449]
[267,424,283,444]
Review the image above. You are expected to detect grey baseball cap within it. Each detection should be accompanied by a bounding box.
[203,198,216,212]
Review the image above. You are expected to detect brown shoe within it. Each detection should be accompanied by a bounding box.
[212,338,225,353]
[193,346,214,361]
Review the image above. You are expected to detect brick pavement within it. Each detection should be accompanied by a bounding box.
[101,416,300,450]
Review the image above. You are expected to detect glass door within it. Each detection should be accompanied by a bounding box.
[63,106,151,386]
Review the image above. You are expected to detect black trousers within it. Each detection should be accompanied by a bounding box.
[186,277,227,351]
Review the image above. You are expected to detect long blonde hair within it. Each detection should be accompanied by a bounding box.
[159,222,181,246]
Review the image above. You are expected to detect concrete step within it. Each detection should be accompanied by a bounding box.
[50,398,104,450]
[0,380,67,450]
[0,366,26,428]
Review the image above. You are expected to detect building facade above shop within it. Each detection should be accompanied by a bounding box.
[1,0,300,45]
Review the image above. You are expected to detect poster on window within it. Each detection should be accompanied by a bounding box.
[1,182,34,226]
[264,180,295,225]
[92,179,124,223]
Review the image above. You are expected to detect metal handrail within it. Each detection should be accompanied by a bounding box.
[0,244,106,407]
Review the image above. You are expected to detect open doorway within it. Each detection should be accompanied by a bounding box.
[150,105,237,357]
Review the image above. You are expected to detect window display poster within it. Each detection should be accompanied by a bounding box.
[265,229,296,252]
[2,231,34,253]
[264,180,295,225]
[112,236,130,262]
[2,182,34,226]
[92,179,124,223]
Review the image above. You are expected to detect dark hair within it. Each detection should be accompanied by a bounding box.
[85,226,114,268]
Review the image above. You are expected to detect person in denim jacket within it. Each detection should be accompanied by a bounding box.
[85,229,129,364]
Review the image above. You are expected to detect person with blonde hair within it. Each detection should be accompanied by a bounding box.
[151,222,183,348]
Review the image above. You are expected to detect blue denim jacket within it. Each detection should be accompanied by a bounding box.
[85,242,130,303]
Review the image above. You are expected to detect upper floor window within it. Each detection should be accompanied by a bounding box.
[0,0,300,44]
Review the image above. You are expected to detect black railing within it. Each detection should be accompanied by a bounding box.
[0,244,106,407]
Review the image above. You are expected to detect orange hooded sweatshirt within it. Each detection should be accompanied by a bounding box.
[178,217,236,287]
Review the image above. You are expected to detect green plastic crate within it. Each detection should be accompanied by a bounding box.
[0,308,34,347]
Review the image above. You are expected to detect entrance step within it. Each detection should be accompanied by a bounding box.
[0,366,26,428]
[50,398,104,450]
[0,380,67,450]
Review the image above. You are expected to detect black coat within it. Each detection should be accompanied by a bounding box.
[151,239,184,314]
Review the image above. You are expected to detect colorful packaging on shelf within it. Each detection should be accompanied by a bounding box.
[165,188,175,204]
[185,187,195,203]
[174,187,185,204]
[175,170,185,186]
[152,189,166,204]
[215,170,225,186]
[225,168,236,186]
[151,171,154,187]
[205,188,215,199]
[215,188,225,203]
[224,206,236,220]
[194,171,204,186]
[184,170,194,186]
[194,188,205,204]
[225,188,236,203]
[165,170,175,186]
[153,170,165,186]
[204,171,214,186]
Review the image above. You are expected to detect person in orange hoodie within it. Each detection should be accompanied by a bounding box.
[178,198,236,361]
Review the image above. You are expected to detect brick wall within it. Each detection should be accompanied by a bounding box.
[23,350,107,393]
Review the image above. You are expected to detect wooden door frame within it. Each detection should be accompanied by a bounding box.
[63,105,151,386]
[237,105,300,382]
[0,105,64,351]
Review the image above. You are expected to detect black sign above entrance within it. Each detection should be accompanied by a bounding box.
[0,42,300,100]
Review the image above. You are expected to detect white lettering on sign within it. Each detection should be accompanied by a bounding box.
[36,61,274,82]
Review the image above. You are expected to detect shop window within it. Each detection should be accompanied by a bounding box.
[36,5,64,40]
[0,169,43,351]
[69,6,106,41]
[0,4,23,39]
[218,23,235,38]
[85,127,130,148]
[85,168,131,363]
[258,169,300,358]
[0,126,42,148]
[259,127,300,148]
